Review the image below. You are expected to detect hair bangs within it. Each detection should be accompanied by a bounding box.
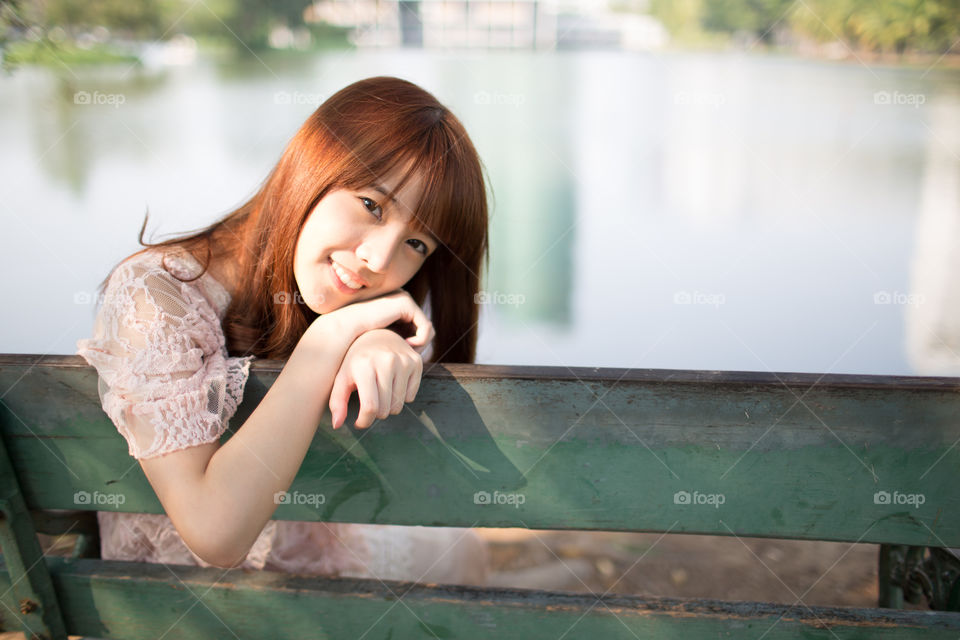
[412,121,485,262]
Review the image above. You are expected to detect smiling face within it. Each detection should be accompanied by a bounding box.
[292,169,438,315]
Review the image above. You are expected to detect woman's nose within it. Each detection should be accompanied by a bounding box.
[356,228,403,274]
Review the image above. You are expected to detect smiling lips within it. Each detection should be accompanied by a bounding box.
[330,258,366,291]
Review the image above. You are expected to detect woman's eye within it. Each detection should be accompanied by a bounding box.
[360,194,430,256]
[359,197,382,220]
[409,239,429,256]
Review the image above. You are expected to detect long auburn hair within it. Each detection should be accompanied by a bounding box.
[103,76,489,364]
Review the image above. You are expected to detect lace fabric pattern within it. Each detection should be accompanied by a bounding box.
[76,247,251,459]
[76,247,488,584]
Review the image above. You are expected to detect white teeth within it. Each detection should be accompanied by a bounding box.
[332,262,363,290]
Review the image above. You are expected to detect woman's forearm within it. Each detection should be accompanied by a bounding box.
[198,313,359,565]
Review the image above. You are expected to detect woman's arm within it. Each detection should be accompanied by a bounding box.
[140,313,354,566]
[139,290,434,568]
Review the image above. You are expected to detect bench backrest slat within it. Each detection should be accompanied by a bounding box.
[1,355,957,546]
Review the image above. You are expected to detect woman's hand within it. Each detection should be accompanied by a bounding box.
[318,289,435,354]
[328,328,424,430]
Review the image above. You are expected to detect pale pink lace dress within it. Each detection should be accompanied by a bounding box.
[75,247,487,585]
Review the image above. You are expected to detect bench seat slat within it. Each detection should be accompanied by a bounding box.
[1,558,958,640]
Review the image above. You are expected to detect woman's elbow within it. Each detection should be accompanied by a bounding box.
[177,520,250,569]
[203,550,247,569]
[187,538,249,569]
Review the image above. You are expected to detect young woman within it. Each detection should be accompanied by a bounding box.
[76,76,490,585]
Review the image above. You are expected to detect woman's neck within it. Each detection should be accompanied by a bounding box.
[208,259,238,299]
[197,237,240,300]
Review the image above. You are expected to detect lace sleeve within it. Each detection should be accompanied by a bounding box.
[76,256,253,460]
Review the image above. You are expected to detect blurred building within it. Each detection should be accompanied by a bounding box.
[305,0,667,51]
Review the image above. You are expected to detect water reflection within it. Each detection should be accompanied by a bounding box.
[1,50,958,376]
[480,62,576,327]
[907,86,960,376]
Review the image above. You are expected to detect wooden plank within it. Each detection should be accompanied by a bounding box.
[0,355,957,546]
[1,558,958,639]
[30,510,99,538]
[0,434,68,639]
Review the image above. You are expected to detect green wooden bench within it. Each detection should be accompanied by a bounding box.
[1,353,958,639]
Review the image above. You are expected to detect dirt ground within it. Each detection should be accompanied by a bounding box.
[33,527,909,609]
[476,528,883,607]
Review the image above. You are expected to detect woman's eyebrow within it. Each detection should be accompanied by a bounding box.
[372,184,399,206]
[370,184,438,247]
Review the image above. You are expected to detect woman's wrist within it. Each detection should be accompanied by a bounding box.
[317,306,371,343]
[305,311,363,348]
[283,314,355,385]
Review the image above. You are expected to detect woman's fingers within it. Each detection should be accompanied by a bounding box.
[354,365,380,429]
[333,335,425,430]
[384,290,432,349]
[405,364,420,404]
[376,364,394,421]
[329,370,352,430]
[406,317,434,349]
[390,370,406,414]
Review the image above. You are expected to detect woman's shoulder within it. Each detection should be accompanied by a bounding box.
[111,246,203,281]
[108,246,232,317]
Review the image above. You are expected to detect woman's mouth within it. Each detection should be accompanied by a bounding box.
[329,258,365,293]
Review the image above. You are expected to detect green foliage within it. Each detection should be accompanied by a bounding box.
[702,0,794,43]
[3,38,138,66]
[791,0,960,55]
[649,0,960,54]
[3,0,321,53]
[647,0,729,47]
[176,0,313,50]
[7,0,957,59]
[1,0,32,47]
[649,0,705,37]
[39,0,181,39]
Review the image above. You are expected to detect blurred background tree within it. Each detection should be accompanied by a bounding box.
[3,0,958,64]
[648,0,960,55]
[40,0,175,39]
[1,0,327,63]
[191,0,313,50]
[790,0,960,55]
[701,0,794,44]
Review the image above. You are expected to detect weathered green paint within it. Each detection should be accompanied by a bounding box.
[1,557,959,639]
[2,355,960,636]
[0,431,68,639]
[1,356,957,546]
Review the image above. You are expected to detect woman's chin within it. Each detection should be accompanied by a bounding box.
[299,293,328,315]
[310,298,344,315]
[309,300,332,315]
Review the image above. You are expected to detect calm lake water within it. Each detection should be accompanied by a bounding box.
[2,48,958,376]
